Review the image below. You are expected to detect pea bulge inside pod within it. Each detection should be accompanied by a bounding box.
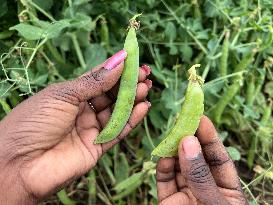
[151,65,204,157]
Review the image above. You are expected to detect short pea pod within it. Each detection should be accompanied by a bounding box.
[151,65,204,157]
[95,15,140,144]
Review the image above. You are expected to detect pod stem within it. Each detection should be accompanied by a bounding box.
[128,14,142,30]
[188,64,204,85]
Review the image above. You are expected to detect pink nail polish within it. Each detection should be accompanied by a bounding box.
[144,79,153,89]
[182,136,201,159]
[141,64,151,75]
[104,50,127,70]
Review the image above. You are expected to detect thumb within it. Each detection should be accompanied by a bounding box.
[46,50,127,104]
[178,136,228,205]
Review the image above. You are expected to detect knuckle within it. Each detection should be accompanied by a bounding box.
[206,154,231,167]
[45,82,80,105]
[45,82,60,92]
[188,161,213,184]
[78,72,104,94]
[156,171,175,182]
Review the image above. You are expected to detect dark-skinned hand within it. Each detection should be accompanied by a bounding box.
[156,116,248,205]
[0,50,152,204]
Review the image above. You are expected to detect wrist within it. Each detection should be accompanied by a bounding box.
[0,156,38,205]
[0,121,37,204]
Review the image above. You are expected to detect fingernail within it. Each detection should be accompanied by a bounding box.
[104,50,127,70]
[144,79,153,89]
[141,64,151,75]
[145,101,152,108]
[182,136,201,159]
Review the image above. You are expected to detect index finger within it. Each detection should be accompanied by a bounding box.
[156,158,178,202]
[196,116,242,190]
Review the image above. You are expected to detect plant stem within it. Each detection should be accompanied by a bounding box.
[202,62,211,80]
[0,98,11,114]
[24,38,48,94]
[1,40,22,80]
[68,0,74,18]
[57,189,76,205]
[87,170,96,205]
[70,33,86,68]
[26,0,56,21]
[45,41,71,67]
[161,0,208,54]
[144,117,155,149]
[240,179,258,204]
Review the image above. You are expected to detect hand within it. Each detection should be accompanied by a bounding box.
[0,50,152,204]
[156,116,247,205]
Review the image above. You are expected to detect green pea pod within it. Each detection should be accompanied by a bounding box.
[211,52,255,124]
[95,15,140,144]
[152,65,204,157]
[220,30,230,77]
[100,17,110,49]
[246,74,255,106]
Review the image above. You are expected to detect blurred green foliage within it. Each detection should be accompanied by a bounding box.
[1,0,273,204]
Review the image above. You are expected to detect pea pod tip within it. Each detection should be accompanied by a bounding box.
[188,64,204,85]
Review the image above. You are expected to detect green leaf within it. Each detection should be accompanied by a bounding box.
[0,0,7,17]
[0,81,11,98]
[73,0,90,6]
[114,153,129,184]
[146,0,155,7]
[70,13,94,31]
[226,146,241,161]
[0,41,9,55]
[114,172,144,193]
[219,131,228,142]
[10,20,70,40]
[53,35,71,51]
[180,44,193,62]
[33,0,53,11]
[164,22,176,41]
[204,1,223,18]
[161,82,186,114]
[207,38,218,52]
[169,44,178,55]
[99,154,115,185]
[10,24,44,40]
[44,20,70,39]
[148,176,157,199]
[33,74,48,86]
[243,105,260,119]
[261,0,273,7]
[148,104,167,129]
[0,30,14,40]
[84,44,107,69]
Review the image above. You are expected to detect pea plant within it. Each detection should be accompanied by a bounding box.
[1,0,273,204]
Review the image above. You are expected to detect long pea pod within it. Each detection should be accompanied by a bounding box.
[247,100,272,168]
[95,15,140,144]
[220,30,230,77]
[151,65,204,157]
[211,52,255,124]
[100,17,110,49]
[252,69,266,104]
[246,74,255,106]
